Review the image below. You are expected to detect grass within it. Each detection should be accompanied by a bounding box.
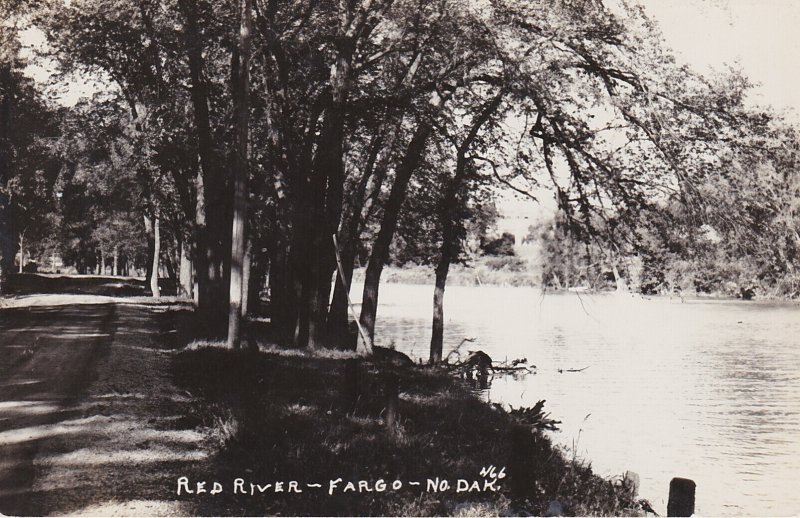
[171,342,648,516]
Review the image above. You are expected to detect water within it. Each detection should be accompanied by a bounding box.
[353,282,800,516]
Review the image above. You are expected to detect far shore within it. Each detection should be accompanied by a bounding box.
[350,265,797,302]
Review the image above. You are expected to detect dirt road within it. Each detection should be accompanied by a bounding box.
[0,295,211,516]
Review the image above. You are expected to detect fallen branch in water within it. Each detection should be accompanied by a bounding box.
[493,365,535,373]
[558,366,590,373]
[445,337,476,363]
[494,356,536,374]
[443,350,536,375]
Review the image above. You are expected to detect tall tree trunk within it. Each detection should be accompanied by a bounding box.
[359,123,431,345]
[328,246,357,348]
[241,239,252,317]
[430,185,460,364]
[305,48,352,349]
[179,239,194,299]
[285,95,326,347]
[294,270,310,346]
[0,63,14,293]
[267,245,292,341]
[429,167,463,364]
[165,246,178,285]
[227,0,252,349]
[100,248,106,276]
[193,167,208,304]
[328,132,386,349]
[0,196,12,293]
[430,263,450,364]
[144,214,155,284]
[430,91,504,363]
[113,246,119,276]
[247,243,268,318]
[180,0,227,334]
[151,214,161,298]
[17,232,23,273]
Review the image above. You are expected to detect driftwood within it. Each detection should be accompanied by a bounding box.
[495,355,536,373]
[444,337,476,363]
[445,348,535,376]
[464,350,493,371]
[558,366,589,373]
[493,364,534,373]
[445,342,591,376]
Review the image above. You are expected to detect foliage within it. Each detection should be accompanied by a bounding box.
[390,181,502,266]
[481,232,516,257]
[5,0,797,344]
[0,21,63,278]
[533,145,800,298]
[484,255,527,272]
[49,97,151,273]
[498,400,561,432]
[528,213,622,290]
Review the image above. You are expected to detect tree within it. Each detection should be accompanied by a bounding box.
[226,0,253,349]
[430,88,508,362]
[1,10,62,286]
[0,21,17,291]
[49,98,150,276]
[18,0,798,356]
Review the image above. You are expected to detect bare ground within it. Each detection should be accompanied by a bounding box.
[0,293,213,516]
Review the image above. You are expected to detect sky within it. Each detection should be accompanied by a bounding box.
[502,0,800,222]
[637,0,800,119]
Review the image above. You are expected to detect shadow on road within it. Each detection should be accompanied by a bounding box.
[8,273,177,297]
[0,294,211,516]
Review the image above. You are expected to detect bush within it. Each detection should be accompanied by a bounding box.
[484,256,527,272]
[481,232,516,256]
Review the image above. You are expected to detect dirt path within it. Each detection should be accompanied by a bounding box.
[0,296,212,516]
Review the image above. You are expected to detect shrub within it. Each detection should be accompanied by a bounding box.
[484,256,528,272]
[481,232,516,256]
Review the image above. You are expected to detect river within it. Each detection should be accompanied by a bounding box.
[351,282,800,516]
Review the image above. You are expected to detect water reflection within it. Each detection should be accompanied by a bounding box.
[355,282,800,516]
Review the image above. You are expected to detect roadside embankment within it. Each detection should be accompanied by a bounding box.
[171,343,649,516]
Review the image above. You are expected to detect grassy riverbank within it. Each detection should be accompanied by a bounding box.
[352,258,541,288]
[171,342,648,516]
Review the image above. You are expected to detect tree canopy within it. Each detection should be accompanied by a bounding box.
[2,0,798,358]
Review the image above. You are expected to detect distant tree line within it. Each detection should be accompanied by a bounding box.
[531,161,800,298]
[2,0,797,359]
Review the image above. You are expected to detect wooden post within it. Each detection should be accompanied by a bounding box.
[667,477,696,517]
[384,373,399,432]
